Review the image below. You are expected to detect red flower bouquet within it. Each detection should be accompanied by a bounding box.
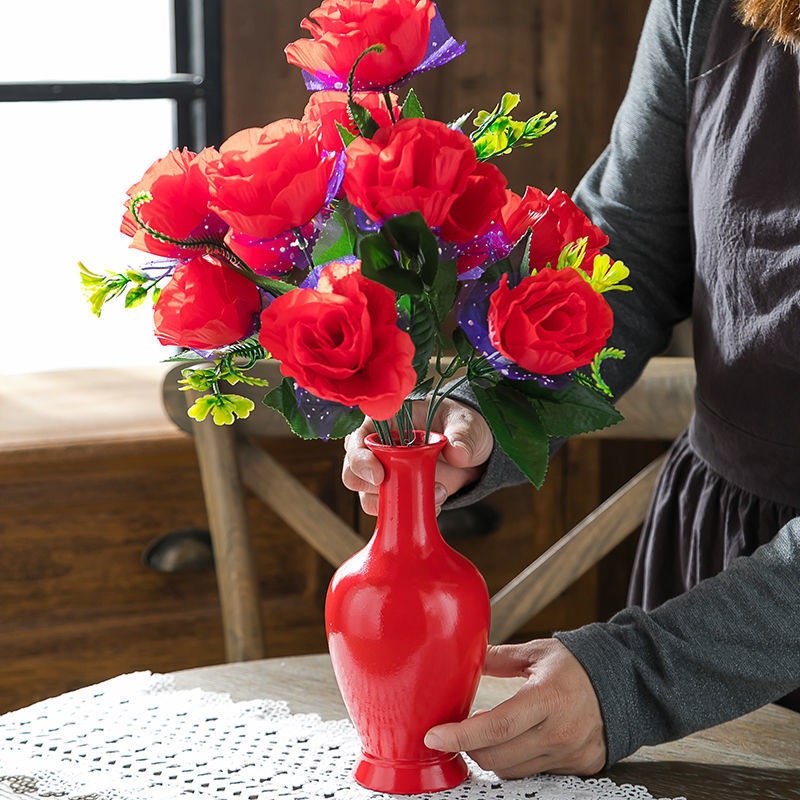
[81,0,631,487]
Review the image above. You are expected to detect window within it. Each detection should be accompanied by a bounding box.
[0,0,221,375]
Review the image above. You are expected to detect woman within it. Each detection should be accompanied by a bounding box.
[342,0,800,776]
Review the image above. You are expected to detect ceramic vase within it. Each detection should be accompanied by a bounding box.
[325,431,490,794]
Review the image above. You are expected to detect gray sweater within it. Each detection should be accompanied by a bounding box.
[450,0,800,766]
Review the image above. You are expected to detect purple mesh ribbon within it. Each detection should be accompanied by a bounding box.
[455,277,573,389]
[228,218,320,275]
[325,150,347,203]
[300,255,360,289]
[139,258,181,279]
[295,383,359,441]
[440,223,515,280]
[300,4,465,93]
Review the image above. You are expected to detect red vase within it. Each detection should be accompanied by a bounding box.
[326,431,490,794]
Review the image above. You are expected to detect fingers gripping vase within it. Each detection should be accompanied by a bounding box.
[326,431,490,794]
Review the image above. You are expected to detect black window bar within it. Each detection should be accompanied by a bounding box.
[0,0,222,151]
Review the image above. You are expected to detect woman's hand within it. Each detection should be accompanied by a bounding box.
[424,639,606,778]
[342,398,493,516]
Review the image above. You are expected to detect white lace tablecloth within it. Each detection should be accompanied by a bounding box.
[0,672,683,800]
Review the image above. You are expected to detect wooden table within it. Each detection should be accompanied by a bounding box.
[173,653,800,800]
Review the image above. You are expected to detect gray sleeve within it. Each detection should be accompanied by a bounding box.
[555,517,800,765]
[446,0,714,507]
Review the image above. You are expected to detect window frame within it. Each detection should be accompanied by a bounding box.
[0,0,222,151]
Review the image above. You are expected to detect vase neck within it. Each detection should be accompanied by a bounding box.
[366,432,446,554]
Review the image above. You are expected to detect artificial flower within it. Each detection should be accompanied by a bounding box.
[153,256,261,349]
[258,260,416,419]
[302,90,402,152]
[285,0,435,91]
[120,147,224,259]
[205,119,338,241]
[501,187,609,272]
[343,118,482,233]
[488,269,613,375]
[440,162,507,243]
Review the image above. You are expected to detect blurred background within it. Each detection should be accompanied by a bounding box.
[0,0,655,712]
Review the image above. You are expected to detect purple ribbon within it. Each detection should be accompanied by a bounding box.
[295,383,359,441]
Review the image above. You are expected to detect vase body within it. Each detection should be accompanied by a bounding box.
[325,431,490,794]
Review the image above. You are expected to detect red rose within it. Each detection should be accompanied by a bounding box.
[121,148,221,258]
[501,187,609,272]
[488,269,613,375]
[153,256,261,349]
[258,260,416,419]
[440,161,508,243]
[285,0,435,90]
[342,118,478,231]
[205,119,337,240]
[302,90,401,152]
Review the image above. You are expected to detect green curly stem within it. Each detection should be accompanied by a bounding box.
[130,193,293,296]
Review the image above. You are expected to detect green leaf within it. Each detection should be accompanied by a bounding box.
[263,378,363,440]
[480,256,512,284]
[405,295,437,382]
[179,366,215,392]
[452,326,476,363]
[87,285,112,317]
[520,231,534,277]
[186,393,254,425]
[522,380,624,437]
[357,232,399,271]
[589,254,632,293]
[335,121,357,148]
[187,395,216,422]
[400,87,425,119]
[472,383,550,488]
[357,234,424,295]
[224,394,256,420]
[348,99,379,139]
[124,286,148,308]
[556,237,588,271]
[430,258,458,325]
[329,407,366,439]
[78,262,105,287]
[263,378,318,439]
[407,377,435,401]
[151,286,162,306]
[384,211,440,286]
[312,206,357,265]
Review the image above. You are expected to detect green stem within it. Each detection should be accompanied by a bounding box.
[373,418,393,445]
[383,91,397,123]
[425,376,469,443]
[130,193,294,296]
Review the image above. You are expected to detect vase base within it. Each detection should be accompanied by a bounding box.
[353,750,469,794]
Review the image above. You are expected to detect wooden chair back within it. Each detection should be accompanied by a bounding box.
[162,356,696,657]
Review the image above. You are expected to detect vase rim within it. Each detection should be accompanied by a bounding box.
[364,430,447,450]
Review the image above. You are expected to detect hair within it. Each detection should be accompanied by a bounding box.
[736,0,800,49]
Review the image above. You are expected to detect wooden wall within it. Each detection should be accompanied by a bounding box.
[221,0,650,192]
